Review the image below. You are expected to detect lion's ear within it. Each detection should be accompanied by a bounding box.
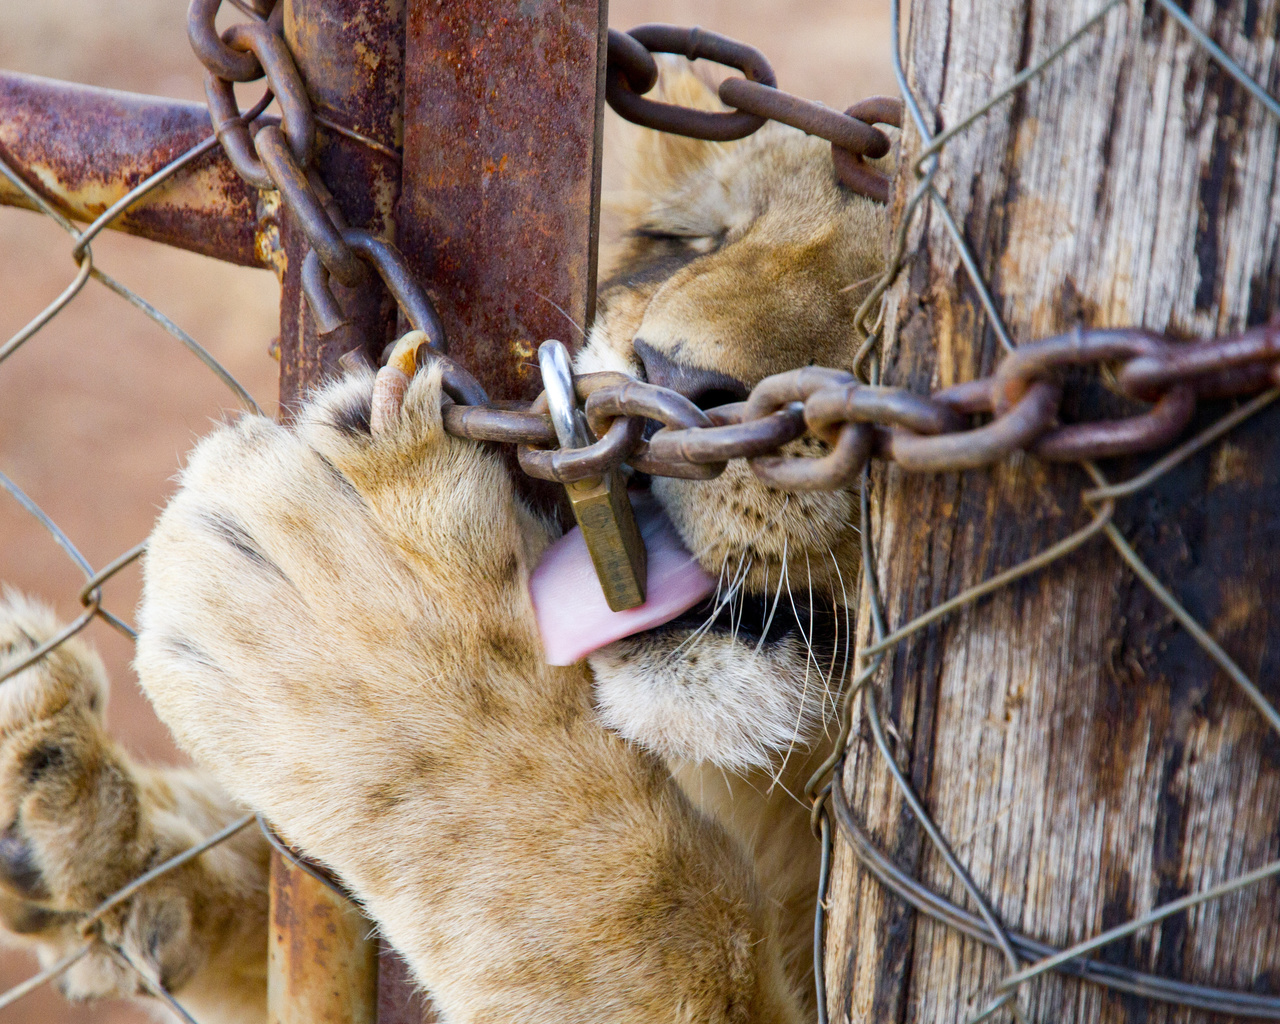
[617,57,731,195]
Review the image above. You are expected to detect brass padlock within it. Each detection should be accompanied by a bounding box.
[539,340,647,611]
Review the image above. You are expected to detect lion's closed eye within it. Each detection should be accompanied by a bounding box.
[634,227,722,253]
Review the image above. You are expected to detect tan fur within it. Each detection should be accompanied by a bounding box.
[136,366,802,1024]
[0,62,889,1023]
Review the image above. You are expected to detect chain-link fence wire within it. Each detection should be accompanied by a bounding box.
[0,120,265,1020]
[807,1,1280,1022]
[3,1,1280,1021]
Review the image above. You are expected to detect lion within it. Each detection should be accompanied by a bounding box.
[0,63,889,1024]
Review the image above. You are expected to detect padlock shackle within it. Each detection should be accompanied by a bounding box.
[538,340,590,450]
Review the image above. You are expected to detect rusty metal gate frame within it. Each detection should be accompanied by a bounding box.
[1,0,607,1019]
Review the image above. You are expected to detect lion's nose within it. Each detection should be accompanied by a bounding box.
[634,339,750,411]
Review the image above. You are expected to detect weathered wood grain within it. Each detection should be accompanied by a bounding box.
[825,2,1280,1022]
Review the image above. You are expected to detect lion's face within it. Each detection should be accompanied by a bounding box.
[576,65,890,771]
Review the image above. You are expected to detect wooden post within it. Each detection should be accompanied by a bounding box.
[825,2,1280,1023]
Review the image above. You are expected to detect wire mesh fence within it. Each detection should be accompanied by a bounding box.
[809,1,1280,1022]
[0,123,265,1021]
[0,0,1278,1022]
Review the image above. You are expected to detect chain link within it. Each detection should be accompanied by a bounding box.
[191,0,497,408]
[448,319,1280,490]
[191,11,1280,494]
[604,26,903,203]
[192,1,355,280]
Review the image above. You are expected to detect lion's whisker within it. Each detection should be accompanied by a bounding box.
[827,545,854,729]
[768,555,810,790]
[533,291,588,341]
[729,557,753,647]
[753,534,789,657]
[787,554,825,683]
[668,488,789,665]
[805,552,834,715]
[823,566,841,729]
[666,552,747,663]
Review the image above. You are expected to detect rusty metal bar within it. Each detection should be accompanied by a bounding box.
[275,0,406,409]
[397,0,609,402]
[0,70,263,266]
[269,852,378,1024]
[268,0,404,1018]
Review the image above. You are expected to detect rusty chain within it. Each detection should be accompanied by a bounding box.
[438,319,1279,493]
[605,26,903,203]
[190,0,484,389]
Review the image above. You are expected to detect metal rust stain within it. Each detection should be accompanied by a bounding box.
[0,70,263,266]
[283,0,403,239]
[269,851,378,1024]
[284,0,405,152]
[276,0,406,413]
[397,0,607,402]
[256,189,289,281]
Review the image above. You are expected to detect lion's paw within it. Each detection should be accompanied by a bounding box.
[0,594,183,1002]
[0,593,146,924]
[135,366,804,1024]
[136,366,551,853]
[0,593,269,1015]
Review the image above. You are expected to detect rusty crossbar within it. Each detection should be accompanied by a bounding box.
[0,72,262,265]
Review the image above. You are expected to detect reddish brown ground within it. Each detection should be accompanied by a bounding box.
[0,3,894,1020]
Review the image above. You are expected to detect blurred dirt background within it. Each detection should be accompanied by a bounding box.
[0,1,894,1020]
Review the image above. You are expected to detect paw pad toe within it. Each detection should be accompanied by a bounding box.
[0,824,48,900]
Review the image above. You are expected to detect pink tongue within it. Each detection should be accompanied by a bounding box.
[530,493,717,665]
